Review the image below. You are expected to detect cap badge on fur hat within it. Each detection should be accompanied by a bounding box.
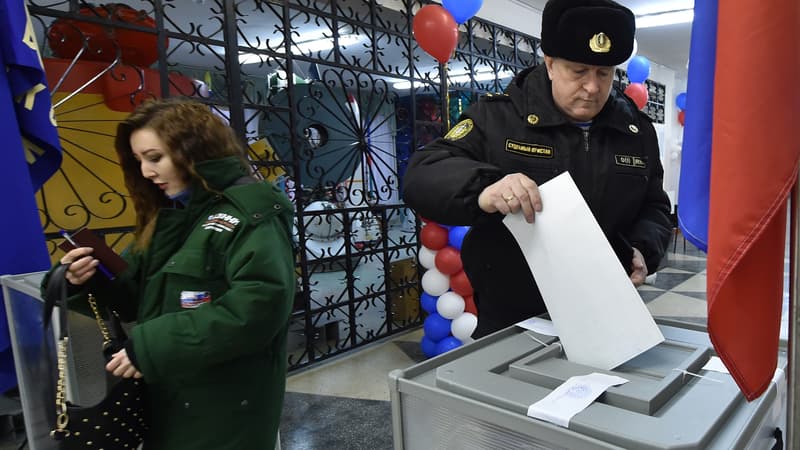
[589,32,611,53]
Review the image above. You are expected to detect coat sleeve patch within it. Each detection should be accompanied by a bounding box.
[444,119,474,141]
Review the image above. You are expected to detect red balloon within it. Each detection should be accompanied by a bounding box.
[450,270,473,296]
[624,83,648,110]
[678,110,686,126]
[434,247,463,275]
[420,223,449,250]
[413,5,459,64]
[463,295,478,315]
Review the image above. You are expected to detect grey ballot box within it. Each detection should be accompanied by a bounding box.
[389,323,787,450]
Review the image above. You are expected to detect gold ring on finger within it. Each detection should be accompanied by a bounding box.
[502,194,515,202]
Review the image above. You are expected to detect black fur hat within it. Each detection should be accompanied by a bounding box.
[540,0,635,66]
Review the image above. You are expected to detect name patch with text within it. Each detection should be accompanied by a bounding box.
[614,155,646,168]
[505,140,554,158]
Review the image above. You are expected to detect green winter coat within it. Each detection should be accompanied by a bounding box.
[44,157,295,450]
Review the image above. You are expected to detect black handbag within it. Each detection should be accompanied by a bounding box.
[43,264,149,449]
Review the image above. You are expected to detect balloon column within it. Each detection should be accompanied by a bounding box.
[675,92,687,126]
[412,1,483,64]
[417,220,478,358]
[624,55,650,110]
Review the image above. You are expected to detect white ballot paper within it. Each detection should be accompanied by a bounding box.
[503,172,664,370]
[702,356,730,374]
[527,373,629,427]
[516,317,559,336]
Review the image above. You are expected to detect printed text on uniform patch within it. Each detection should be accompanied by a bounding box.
[202,213,241,233]
[505,139,554,158]
[614,155,646,168]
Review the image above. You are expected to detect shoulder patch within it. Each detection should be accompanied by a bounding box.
[202,213,241,233]
[444,119,474,141]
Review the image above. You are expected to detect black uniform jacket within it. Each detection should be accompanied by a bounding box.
[402,64,672,337]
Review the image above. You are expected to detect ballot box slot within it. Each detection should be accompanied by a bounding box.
[506,340,712,415]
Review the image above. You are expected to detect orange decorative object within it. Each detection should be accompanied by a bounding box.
[47,3,166,67]
[43,58,195,113]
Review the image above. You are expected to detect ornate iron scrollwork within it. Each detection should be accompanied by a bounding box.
[28,0,539,371]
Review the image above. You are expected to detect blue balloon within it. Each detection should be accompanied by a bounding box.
[420,292,438,314]
[626,56,651,83]
[675,92,687,110]
[423,313,452,342]
[448,226,470,250]
[435,336,462,354]
[443,0,483,24]
[420,335,438,358]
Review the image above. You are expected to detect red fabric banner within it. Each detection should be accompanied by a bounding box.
[707,0,800,400]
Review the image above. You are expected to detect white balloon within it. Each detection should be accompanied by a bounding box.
[621,38,639,68]
[418,246,438,270]
[436,291,465,319]
[451,313,478,341]
[421,268,450,297]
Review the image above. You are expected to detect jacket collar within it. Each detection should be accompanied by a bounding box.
[194,156,248,191]
[505,64,644,136]
[179,156,248,211]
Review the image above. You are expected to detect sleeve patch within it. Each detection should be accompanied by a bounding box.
[444,119,474,141]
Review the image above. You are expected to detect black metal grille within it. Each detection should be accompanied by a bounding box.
[29,0,538,370]
[616,68,667,124]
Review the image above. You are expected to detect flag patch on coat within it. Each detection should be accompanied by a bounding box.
[180,291,211,309]
[202,213,240,232]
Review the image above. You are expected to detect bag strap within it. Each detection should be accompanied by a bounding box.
[43,265,116,346]
[43,264,70,337]
[42,264,114,440]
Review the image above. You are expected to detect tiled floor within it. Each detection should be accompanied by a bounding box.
[2,236,714,450]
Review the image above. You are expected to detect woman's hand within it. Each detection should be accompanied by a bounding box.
[106,349,143,379]
[477,173,543,223]
[60,247,99,285]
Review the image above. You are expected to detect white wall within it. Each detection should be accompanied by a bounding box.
[649,64,686,204]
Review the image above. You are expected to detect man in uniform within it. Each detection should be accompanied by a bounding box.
[402,0,672,337]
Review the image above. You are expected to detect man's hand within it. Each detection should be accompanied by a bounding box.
[630,247,648,287]
[106,349,143,379]
[477,173,542,223]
